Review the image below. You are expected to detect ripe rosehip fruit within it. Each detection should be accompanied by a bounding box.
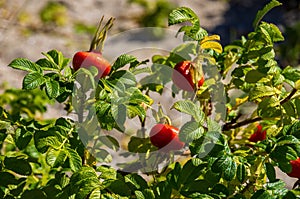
[288,158,300,178]
[72,51,111,79]
[249,124,266,142]
[172,61,205,92]
[150,123,184,151]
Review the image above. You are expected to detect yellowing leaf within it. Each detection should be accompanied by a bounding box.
[200,34,220,44]
[295,79,300,90]
[200,41,223,54]
[235,96,249,106]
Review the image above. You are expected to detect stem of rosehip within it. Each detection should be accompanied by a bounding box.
[89,16,115,52]
[156,103,172,125]
[162,115,172,126]
[192,53,203,91]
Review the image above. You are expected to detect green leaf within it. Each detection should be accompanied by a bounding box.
[15,127,32,150]
[212,155,236,181]
[167,162,181,190]
[251,189,274,199]
[181,180,210,197]
[8,58,41,72]
[282,66,300,84]
[110,70,137,87]
[67,147,82,172]
[245,70,266,83]
[224,157,237,181]
[89,188,101,199]
[178,159,205,185]
[266,179,286,190]
[252,0,282,30]
[185,193,214,199]
[207,119,222,133]
[277,135,300,145]
[43,49,65,69]
[131,66,152,75]
[172,100,205,123]
[270,145,298,172]
[204,143,225,157]
[236,164,247,183]
[179,121,204,143]
[97,165,117,180]
[265,163,276,182]
[212,156,230,173]
[23,72,45,90]
[36,58,59,70]
[135,190,155,199]
[112,54,137,70]
[0,172,19,187]
[282,101,296,118]
[127,105,146,121]
[155,181,172,199]
[257,96,281,118]
[259,22,284,43]
[111,103,126,131]
[128,136,152,153]
[0,130,7,147]
[128,87,152,105]
[273,146,298,161]
[34,130,63,153]
[295,98,300,117]
[98,136,120,151]
[181,26,208,41]
[4,157,32,176]
[168,7,198,26]
[211,184,229,197]
[96,101,111,117]
[95,149,112,163]
[105,180,131,196]
[249,86,279,101]
[45,79,60,98]
[287,121,300,139]
[168,7,207,41]
[70,167,100,199]
[21,189,47,199]
[125,174,148,190]
[46,148,67,167]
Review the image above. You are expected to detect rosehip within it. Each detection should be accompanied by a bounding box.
[288,158,300,178]
[172,61,205,92]
[150,123,184,151]
[72,17,114,79]
[72,51,111,79]
[249,124,266,142]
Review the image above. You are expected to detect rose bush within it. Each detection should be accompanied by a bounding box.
[1,0,300,198]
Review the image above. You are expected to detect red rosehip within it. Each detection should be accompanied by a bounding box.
[72,17,114,79]
[150,123,184,151]
[249,124,266,142]
[288,158,300,178]
[172,61,205,92]
[72,51,111,79]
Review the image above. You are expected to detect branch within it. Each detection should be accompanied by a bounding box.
[223,116,261,131]
[223,88,297,131]
[280,88,297,105]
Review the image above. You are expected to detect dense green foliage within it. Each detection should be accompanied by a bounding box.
[1,0,300,198]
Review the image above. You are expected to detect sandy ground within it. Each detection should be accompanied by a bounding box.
[0,0,298,189]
